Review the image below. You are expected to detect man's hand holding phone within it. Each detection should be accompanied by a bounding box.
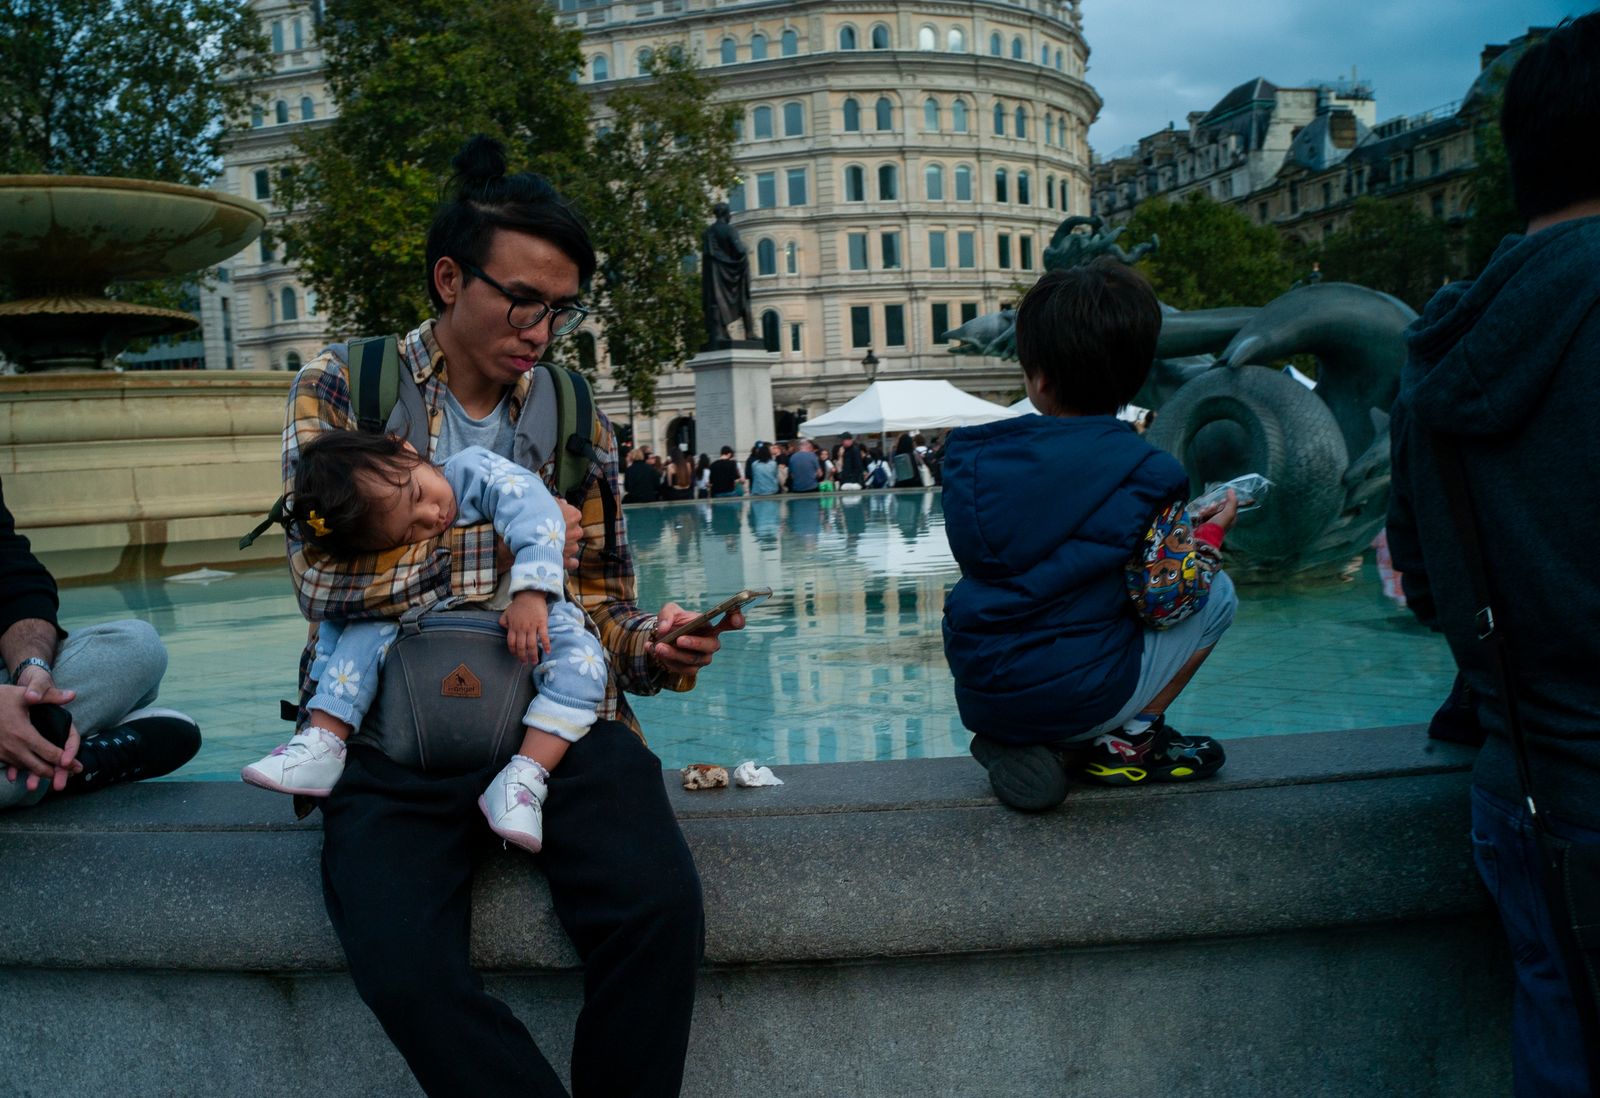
[650,588,770,674]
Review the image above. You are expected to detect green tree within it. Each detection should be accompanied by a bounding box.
[277,0,591,336]
[1125,192,1296,310]
[1315,197,1455,312]
[568,51,738,413]
[0,0,269,183]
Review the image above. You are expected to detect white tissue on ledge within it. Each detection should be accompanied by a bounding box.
[732,761,784,787]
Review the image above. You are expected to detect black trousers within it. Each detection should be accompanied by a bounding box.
[320,721,704,1098]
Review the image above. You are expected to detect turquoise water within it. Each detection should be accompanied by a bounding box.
[48,490,1456,780]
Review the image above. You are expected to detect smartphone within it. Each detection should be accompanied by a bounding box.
[657,588,772,644]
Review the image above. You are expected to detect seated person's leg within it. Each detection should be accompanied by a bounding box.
[49,619,200,794]
[1076,572,1237,786]
[481,603,608,855]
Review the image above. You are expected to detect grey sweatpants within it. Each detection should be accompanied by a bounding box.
[0,619,168,810]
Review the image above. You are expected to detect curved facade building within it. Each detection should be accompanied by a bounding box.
[575,0,1097,444]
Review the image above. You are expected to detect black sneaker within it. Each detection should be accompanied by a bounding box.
[64,708,201,794]
[970,736,1071,811]
[1080,717,1224,786]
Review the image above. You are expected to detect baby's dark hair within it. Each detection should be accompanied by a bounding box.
[290,431,423,556]
[1015,257,1161,415]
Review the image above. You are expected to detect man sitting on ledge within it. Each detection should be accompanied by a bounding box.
[0,477,201,809]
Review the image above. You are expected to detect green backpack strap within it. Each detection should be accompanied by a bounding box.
[346,336,402,434]
[537,363,619,558]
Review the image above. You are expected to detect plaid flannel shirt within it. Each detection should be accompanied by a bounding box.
[284,319,693,735]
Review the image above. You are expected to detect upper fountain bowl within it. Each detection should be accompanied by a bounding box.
[0,175,267,295]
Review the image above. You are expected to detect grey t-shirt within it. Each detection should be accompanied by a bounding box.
[437,387,515,462]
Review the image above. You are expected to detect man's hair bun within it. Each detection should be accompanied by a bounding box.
[451,134,508,194]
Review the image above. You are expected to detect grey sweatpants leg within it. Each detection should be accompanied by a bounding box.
[0,619,168,810]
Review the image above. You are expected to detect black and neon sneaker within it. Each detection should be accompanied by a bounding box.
[971,736,1071,811]
[1080,718,1224,786]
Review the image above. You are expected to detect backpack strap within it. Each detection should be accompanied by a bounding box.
[533,363,619,559]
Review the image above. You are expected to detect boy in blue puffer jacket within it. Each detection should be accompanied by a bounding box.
[942,258,1240,810]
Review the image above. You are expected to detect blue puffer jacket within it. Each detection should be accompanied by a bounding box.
[941,413,1188,743]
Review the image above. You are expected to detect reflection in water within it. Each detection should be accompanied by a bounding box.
[45,489,1456,779]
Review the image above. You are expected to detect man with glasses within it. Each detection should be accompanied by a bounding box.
[279,137,738,1097]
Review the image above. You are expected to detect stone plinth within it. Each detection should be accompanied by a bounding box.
[0,372,289,579]
[690,344,776,456]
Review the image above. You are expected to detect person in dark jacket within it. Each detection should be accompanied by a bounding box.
[621,448,661,504]
[1386,18,1600,1095]
[836,432,866,487]
[0,478,200,809]
[942,259,1239,811]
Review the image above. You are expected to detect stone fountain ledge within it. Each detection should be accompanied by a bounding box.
[0,726,1508,1098]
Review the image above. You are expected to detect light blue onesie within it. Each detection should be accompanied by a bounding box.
[307,446,605,742]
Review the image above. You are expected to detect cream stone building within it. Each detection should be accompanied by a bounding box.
[218,0,1099,448]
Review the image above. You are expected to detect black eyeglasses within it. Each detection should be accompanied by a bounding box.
[460,262,589,336]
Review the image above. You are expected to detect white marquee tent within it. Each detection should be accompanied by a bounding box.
[1006,396,1149,423]
[800,380,1018,437]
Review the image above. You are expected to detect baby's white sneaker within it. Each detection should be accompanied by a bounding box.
[241,728,347,796]
[478,755,549,854]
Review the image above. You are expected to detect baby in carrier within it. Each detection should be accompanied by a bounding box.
[241,431,606,854]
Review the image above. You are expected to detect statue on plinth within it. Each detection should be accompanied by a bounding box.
[700,202,757,349]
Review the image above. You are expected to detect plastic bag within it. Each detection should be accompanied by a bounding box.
[1189,473,1273,513]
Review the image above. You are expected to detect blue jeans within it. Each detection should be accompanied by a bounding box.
[1472,784,1600,1098]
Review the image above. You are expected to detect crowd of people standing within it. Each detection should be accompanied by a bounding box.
[620,432,948,503]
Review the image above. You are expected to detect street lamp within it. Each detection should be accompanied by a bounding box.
[861,347,880,382]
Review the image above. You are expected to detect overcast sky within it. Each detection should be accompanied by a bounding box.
[1083,0,1593,155]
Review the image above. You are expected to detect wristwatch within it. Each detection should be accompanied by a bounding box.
[12,656,52,681]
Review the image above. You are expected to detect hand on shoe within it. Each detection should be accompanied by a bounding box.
[0,683,82,792]
[649,603,745,676]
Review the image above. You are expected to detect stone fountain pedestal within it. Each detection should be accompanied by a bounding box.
[689,341,776,456]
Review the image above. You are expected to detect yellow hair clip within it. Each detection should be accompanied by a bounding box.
[306,511,330,537]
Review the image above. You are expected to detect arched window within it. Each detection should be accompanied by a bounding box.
[1046,174,1055,209]
[757,238,777,275]
[305,289,318,316]
[300,96,315,120]
[844,165,866,201]
[924,163,945,200]
[918,26,936,50]
[280,286,298,321]
[593,54,609,80]
[292,17,303,49]
[271,19,283,52]
[878,164,899,200]
[785,240,798,274]
[839,25,857,50]
[285,350,302,372]
[576,332,597,374]
[251,105,264,128]
[1011,36,1023,59]
[752,105,773,139]
[842,97,861,132]
[948,27,966,52]
[751,33,767,60]
[1017,170,1031,205]
[993,102,1005,136]
[1060,179,1070,208]
[275,99,289,124]
[1055,49,1064,70]
[636,48,653,75]
[875,97,894,131]
[1041,43,1050,65]
[995,168,1008,203]
[781,28,798,56]
[1015,106,1028,140]
[761,310,780,353]
[1045,116,1054,145]
[988,32,1001,55]
[870,24,890,49]
[955,163,973,201]
[951,99,968,132]
[783,101,804,136]
[923,97,940,132]
[720,37,736,63]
